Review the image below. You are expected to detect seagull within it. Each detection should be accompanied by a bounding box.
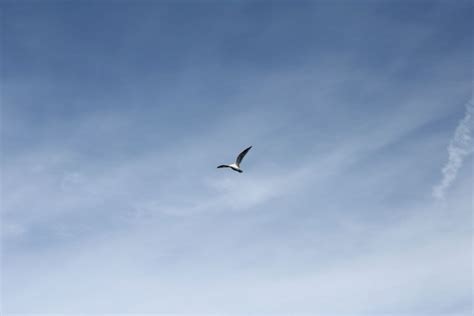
[217,146,252,173]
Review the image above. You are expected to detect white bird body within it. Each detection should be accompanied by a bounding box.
[217,146,252,173]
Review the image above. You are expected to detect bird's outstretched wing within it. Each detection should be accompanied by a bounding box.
[217,165,230,168]
[235,146,252,167]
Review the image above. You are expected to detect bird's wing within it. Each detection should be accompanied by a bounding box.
[217,165,230,168]
[235,146,252,167]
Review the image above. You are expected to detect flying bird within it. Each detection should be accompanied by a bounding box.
[217,146,252,173]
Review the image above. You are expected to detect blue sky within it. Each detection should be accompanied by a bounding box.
[1,0,473,314]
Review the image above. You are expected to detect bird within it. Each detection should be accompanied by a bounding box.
[217,146,252,173]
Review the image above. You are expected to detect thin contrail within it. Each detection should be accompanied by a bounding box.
[433,97,474,200]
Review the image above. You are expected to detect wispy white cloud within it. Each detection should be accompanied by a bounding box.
[433,97,474,200]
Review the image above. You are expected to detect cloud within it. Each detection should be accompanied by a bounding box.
[3,177,471,314]
[433,97,474,200]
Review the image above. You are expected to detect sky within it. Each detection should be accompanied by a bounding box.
[1,0,473,314]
